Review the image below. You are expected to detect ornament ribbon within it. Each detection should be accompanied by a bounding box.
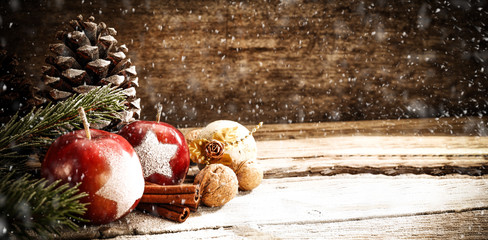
[188,126,238,166]
[189,124,263,166]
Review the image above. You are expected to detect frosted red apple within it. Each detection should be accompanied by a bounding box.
[118,121,190,185]
[41,129,144,225]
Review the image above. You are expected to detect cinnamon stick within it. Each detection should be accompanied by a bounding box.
[174,203,199,213]
[141,182,201,211]
[137,203,189,223]
[144,182,199,195]
[140,193,199,205]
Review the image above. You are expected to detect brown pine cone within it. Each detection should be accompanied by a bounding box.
[40,14,141,129]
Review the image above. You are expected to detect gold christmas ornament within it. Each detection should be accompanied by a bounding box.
[188,121,261,166]
[189,120,264,191]
[184,129,201,144]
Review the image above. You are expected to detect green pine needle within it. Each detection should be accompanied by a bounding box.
[0,85,127,237]
[0,172,89,239]
[0,85,127,174]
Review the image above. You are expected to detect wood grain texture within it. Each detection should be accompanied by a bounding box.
[180,117,488,177]
[49,119,488,239]
[181,116,488,141]
[56,175,488,239]
[110,210,488,239]
[0,0,486,127]
[252,117,488,176]
[250,116,488,140]
[256,210,488,240]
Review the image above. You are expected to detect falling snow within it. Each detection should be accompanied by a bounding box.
[1,1,488,239]
[0,0,486,129]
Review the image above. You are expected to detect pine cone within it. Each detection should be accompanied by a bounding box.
[41,14,140,128]
[0,49,46,124]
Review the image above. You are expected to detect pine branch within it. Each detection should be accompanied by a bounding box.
[0,172,88,239]
[0,85,126,174]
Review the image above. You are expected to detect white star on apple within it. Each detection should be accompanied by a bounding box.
[96,149,144,219]
[134,130,179,178]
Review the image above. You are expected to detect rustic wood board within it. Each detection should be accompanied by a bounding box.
[181,117,488,177]
[182,117,488,141]
[258,136,488,158]
[50,118,488,239]
[2,1,487,126]
[257,135,488,176]
[110,210,488,240]
[256,209,488,240]
[251,117,488,140]
[57,174,488,239]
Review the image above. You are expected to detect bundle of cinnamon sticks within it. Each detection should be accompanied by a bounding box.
[136,181,201,223]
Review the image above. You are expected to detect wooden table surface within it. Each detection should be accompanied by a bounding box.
[58,117,488,239]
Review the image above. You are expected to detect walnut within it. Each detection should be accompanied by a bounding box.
[233,160,263,191]
[193,164,238,207]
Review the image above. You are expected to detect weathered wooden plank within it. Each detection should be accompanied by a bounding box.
[110,210,488,239]
[256,135,488,176]
[257,209,488,240]
[57,175,488,239]
[181,117,488,141]
[259,155,488,178]
[258,136,488,158]
[252,117,488,140]
[4,1,487,126]
[178,118,488,177]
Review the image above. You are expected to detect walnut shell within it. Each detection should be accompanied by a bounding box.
[233,160,263,191]
[193,164,238,207]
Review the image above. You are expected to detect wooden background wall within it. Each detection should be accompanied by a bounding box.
[1,0,487,127]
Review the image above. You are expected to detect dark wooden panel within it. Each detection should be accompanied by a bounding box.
[0,0,486,127]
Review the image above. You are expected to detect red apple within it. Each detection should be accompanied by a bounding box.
[118,121,190,185]
[41,129,144,225]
